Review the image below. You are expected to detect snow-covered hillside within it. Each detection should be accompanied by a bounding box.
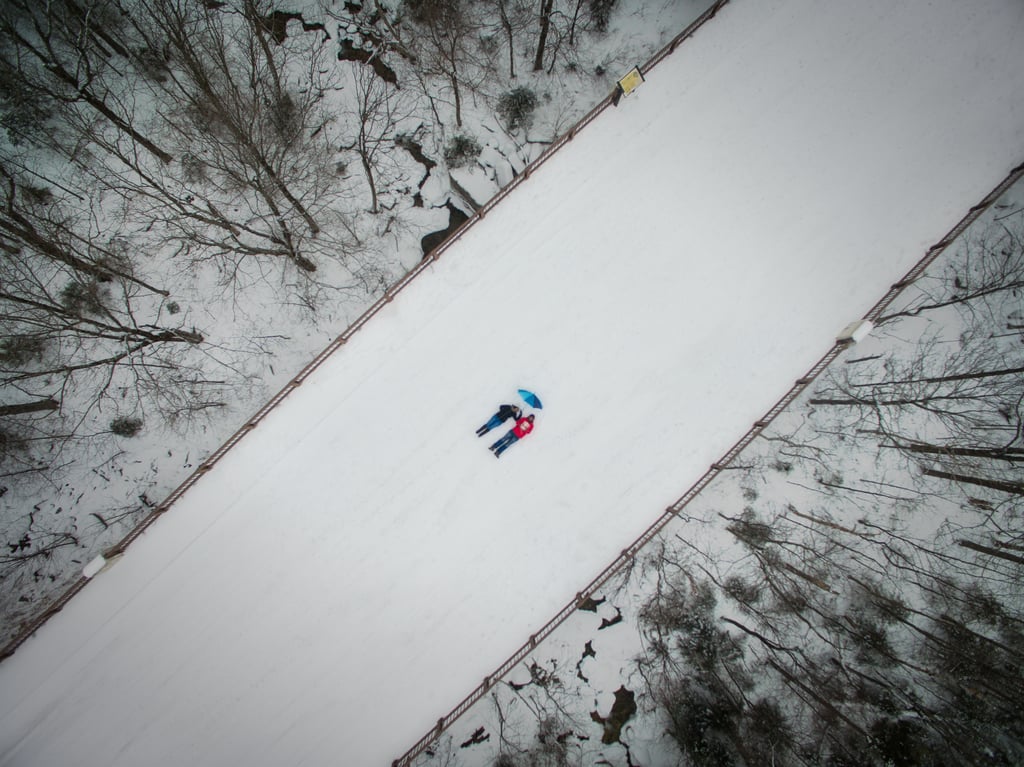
[2,1,1023,765]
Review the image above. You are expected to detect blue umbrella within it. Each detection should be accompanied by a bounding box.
[518,388,543,409]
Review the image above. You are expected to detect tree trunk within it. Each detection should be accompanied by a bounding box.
[61,0,131,58]
[883,442,1024,463]
[450,72,463,128]
[878,281,1024,324]
[9,28,174,164]
[958,539,1024,566]
[0,399,59,416]
[533,0,554,71]
[853,364,1024,388]
[809,396,955,407]
[360,153,378,214]
[766,658,867,737]
[497,0,516,77]
[568,0,585,45]
[244,0,283,96]
[923,468,1024,495]
[0,216,167,296]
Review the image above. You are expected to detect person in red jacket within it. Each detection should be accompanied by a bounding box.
[489,414,535,458]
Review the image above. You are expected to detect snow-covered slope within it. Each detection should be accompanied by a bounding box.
[2,1,1023,764]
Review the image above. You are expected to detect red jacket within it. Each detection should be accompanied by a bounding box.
[512,417,534,439]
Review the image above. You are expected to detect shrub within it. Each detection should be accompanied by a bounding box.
[662,680,738,767]
[0,68,54,144]
[180,153,207,183]
[589,0,616,32]
[744,699,793,762]
[98,238,134,277]
[725,509,774,550]
[404,0,456,25]
[110,417,143,438]
[869,718,932,766]
[20,184,54,206]
[497,87,538,133]
[134,46,170,83]
[722,575,760,606]
[61,280,106,315]
[269,92,300,139]
[0,335,46,366]
[0,427,28,456]
[845,610,895,666]
[443,134,481,169]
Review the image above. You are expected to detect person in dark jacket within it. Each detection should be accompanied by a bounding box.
[489,414,535,458]
[476,404,522,437]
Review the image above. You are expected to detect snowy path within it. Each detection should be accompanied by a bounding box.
[3,1,1024,765]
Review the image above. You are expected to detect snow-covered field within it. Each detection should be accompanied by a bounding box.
[415,177,1024,766]
[0,0,704,633]
[2,1,1024,765]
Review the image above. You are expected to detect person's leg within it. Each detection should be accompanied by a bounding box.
[490,432,512,452]
[494,435,519,457]
[477,414,502,436]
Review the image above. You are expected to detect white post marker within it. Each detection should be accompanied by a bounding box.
[836,319,874,343]
[82,553,122,579]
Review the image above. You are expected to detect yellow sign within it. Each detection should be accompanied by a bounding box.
[617,67,644,97]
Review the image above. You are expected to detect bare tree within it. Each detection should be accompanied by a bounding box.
[0,0,173,163]
[640,488,1024,765]
[811,337,1022,440]
[485,0,532,78]
[340,62,415,214]
[877,216,1024,326]
[633,210,1024,764]
[129,0,345,271]
[400,0,484,127]
[0,164,217,472]
[533,0,555,72]
[532,0,581,75]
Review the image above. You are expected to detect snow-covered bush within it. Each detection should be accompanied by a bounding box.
[589,0,617,33]
[110,417,143,438]
[444,134,481,168]
[497,87,538,133]
[60,280,107,315]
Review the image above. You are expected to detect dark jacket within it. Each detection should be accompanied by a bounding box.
[497,404,521,422]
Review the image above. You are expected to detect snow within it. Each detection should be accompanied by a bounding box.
[3,0,1024,764]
